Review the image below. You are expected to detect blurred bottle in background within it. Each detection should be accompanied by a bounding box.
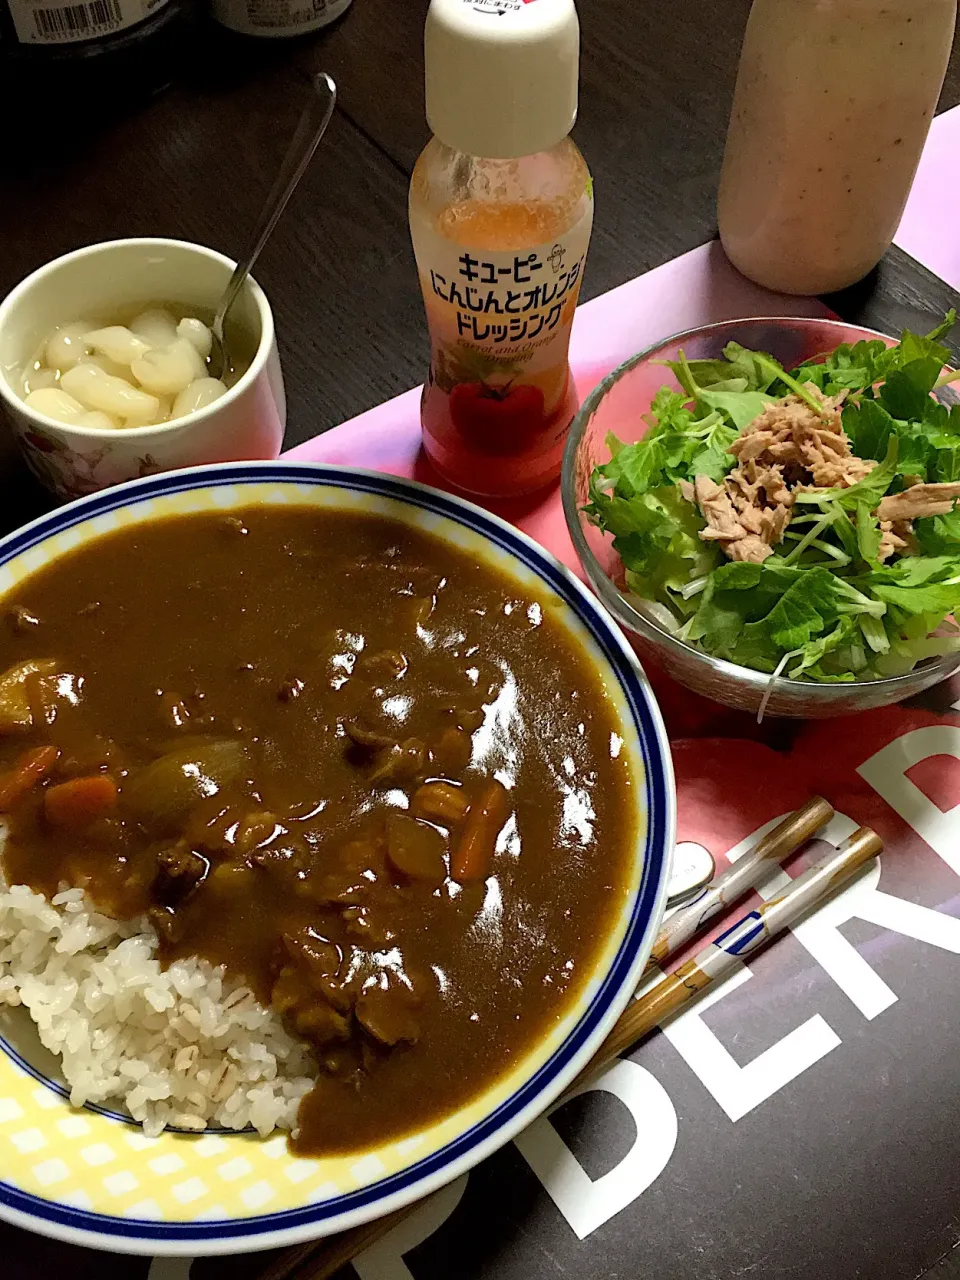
[209,0,350,38]
[0,0,184,105]
[718,0,957,296]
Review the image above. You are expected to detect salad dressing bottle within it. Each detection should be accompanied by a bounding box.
[409,0,593,498]
[718,0,957,296]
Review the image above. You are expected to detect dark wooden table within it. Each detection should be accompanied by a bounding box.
[2,2,960,1277]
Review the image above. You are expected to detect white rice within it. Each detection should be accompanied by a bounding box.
[0,882,317,1138]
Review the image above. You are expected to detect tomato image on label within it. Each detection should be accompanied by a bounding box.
[430,342,548,456]
[411,204,593,496]
[448,381,545,456]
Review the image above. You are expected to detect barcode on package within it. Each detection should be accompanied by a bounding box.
[33,0,123,38]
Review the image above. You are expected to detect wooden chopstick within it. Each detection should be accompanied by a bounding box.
[261,796,839,1280]
[258,1243,320,1280]
[277,1208,415,1280]
[645,795,834,972]
[574,824,881,1086]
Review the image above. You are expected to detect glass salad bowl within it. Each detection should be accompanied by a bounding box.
[561,316,960,718]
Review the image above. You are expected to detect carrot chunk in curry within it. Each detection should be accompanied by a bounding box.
[0,507,636,1155]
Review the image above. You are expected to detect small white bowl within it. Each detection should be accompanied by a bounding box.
[0,238,286,501]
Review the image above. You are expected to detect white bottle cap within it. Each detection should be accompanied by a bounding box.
[425,0,580,159]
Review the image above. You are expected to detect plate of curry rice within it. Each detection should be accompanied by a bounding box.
[0,462,673,1254]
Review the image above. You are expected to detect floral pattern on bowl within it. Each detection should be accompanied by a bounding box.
[20,426,164,501]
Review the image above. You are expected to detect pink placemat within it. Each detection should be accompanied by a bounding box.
[284,240,830,567]
[895,103,960,291]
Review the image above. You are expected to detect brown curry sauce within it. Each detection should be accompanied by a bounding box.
[0,508,635,1155]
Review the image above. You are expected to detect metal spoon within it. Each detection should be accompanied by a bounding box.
[665,840,716,910]
[208,71,337,380]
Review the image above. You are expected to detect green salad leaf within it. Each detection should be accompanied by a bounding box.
[694,389,775,430]
[792,339,892,395]
[855,502,883,566]
[842,398,897,462]
[666,341,780,396]
[586,463,719,611]
[684,560,889,680]
[915,507,960,556]
[862,554,960,618]
[790,312,956,400]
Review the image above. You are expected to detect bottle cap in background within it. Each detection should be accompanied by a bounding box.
[425,0,580,159]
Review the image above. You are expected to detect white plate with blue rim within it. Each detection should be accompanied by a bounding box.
[0,462,674,1255]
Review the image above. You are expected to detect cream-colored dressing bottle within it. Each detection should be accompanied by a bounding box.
[718,0,957,295]
[409,0,593,498]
